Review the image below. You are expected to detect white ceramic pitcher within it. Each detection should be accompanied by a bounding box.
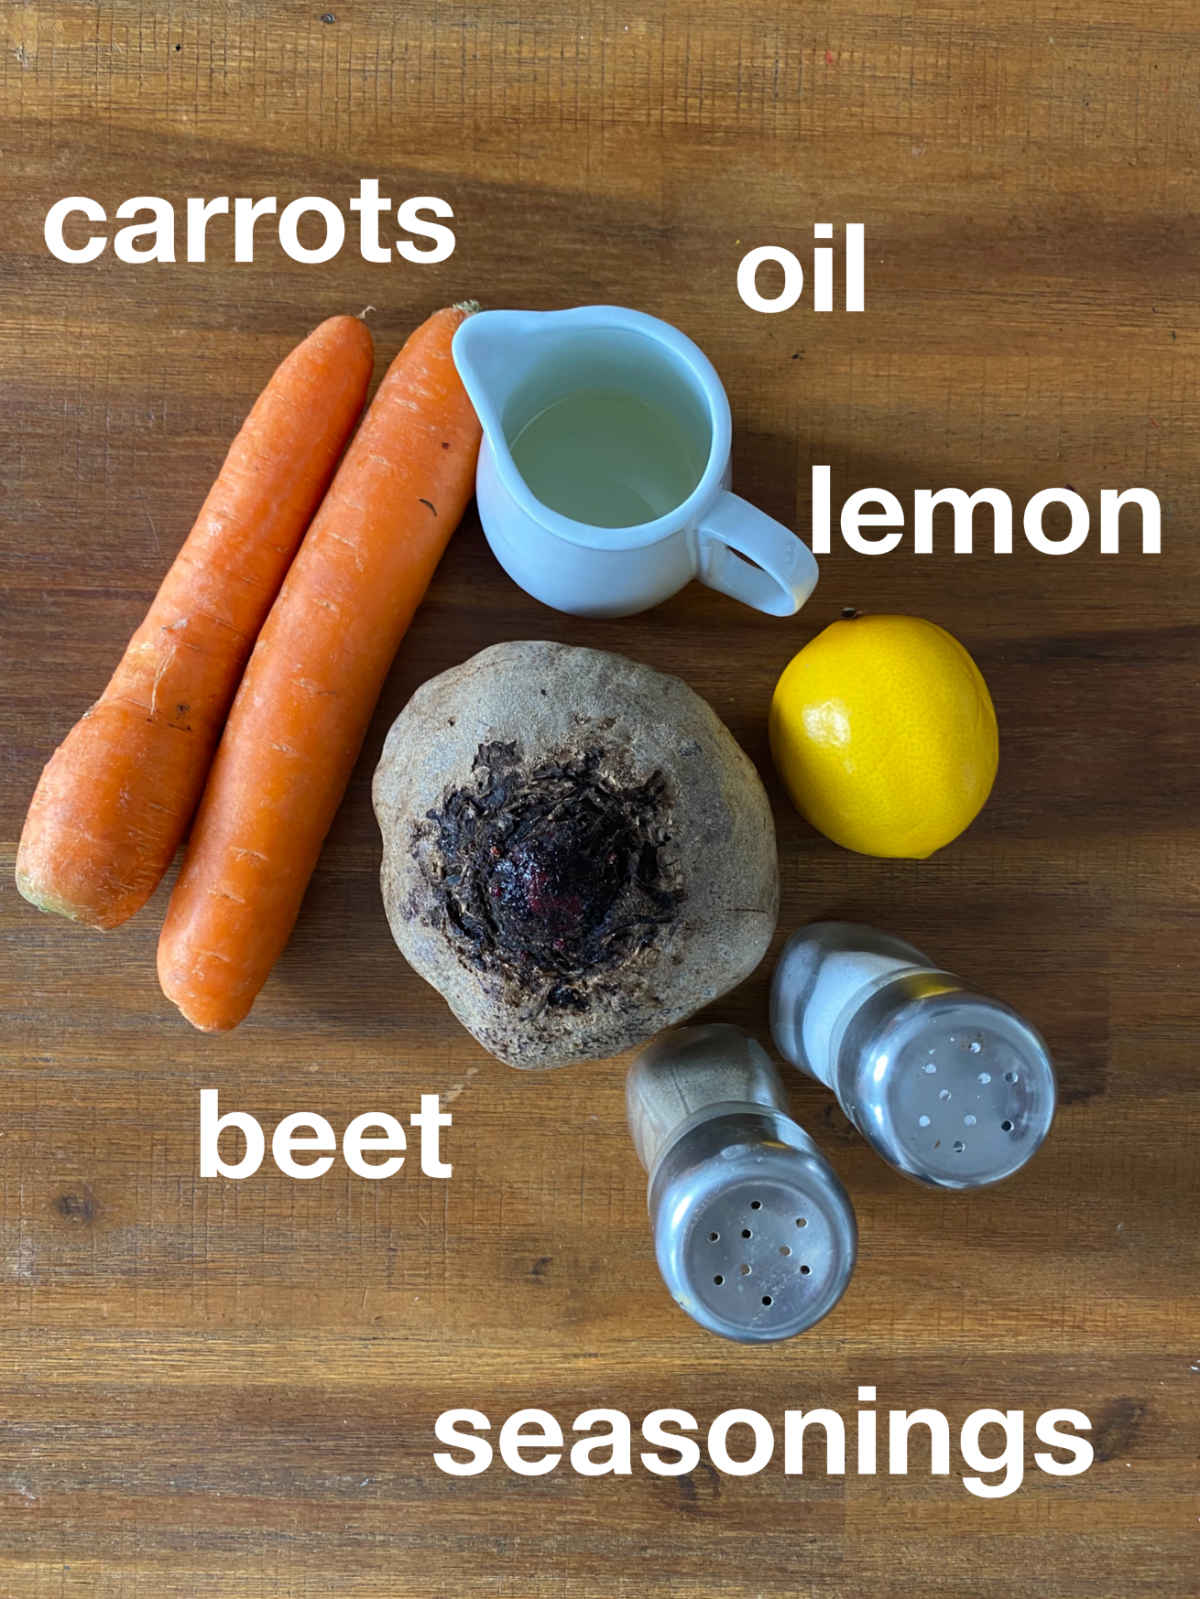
[452,305,819,619]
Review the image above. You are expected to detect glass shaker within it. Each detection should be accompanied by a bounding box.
[770,921,1056,1191]
[626,1022,857,1343]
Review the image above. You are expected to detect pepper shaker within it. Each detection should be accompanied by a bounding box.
[770,922,1056,1191]
[626,1022,857,1343]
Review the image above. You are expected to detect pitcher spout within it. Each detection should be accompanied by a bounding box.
[451,309,556,448]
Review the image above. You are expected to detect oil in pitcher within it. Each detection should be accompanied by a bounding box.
[509,386,707,529]
[452,305,820,618]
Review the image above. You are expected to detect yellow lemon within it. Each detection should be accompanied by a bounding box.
[768,613,998,858]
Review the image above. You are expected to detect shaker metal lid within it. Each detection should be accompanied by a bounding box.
[651,1113,857,1343]
[845,987,1057,1190]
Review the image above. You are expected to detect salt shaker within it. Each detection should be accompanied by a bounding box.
[770,922,1056,1191]
[626,1022,857,1343]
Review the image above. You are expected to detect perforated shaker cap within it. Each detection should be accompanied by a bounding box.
[841,981,1057,1190]
[649,1109,857,1343]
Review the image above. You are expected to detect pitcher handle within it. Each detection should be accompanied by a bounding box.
[695,492,819,617]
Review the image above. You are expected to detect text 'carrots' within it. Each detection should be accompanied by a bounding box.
[157,302,483,1032]
[16,315,375,929]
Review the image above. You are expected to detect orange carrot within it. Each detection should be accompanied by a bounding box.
[157,302,482,1031]
[17,315,375,930]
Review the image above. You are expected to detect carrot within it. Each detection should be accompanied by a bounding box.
[16,315,375,931]
[157,302,482,1031]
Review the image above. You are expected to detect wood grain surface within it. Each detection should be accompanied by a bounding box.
[2,2,1198,1595]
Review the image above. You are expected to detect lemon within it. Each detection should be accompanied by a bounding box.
[768,613,998,858]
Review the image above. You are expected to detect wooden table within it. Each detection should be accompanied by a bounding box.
[2,3,1197,1595]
